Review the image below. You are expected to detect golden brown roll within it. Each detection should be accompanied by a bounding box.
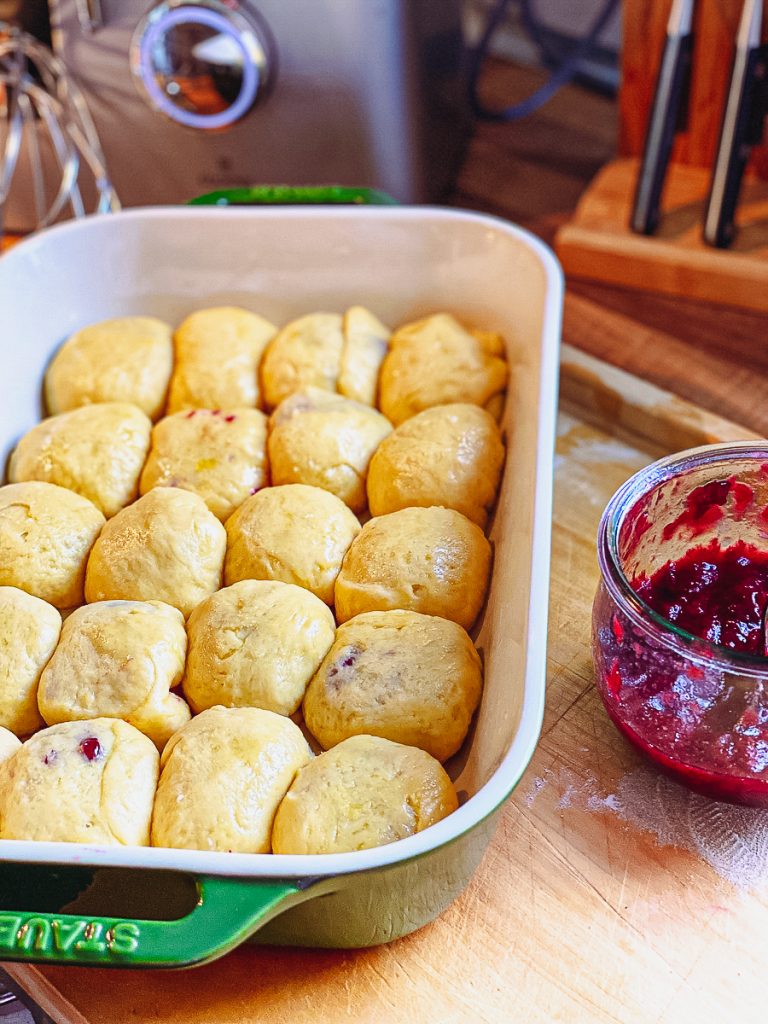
[38,600,190,749]
[166,306,276,413]
[268,387,392,512]
[272,735,458,854]
[260,312,344,409]
[367,403,504,528]
[0,587,61,736]
[184,580,335,716]
[338,306,390,406]
[44,316,173,421]
[9,402,152,518]
[378,313,508,426]
[84,488,226,617]
[0,481,105,608]
[150,706,312,852]
[303,610,482,762]
[0,719,159,845]
[224,483,361,605]
[334,506,491,630]
[139,407,268,522]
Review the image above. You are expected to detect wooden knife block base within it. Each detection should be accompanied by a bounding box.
[555,157,768,313]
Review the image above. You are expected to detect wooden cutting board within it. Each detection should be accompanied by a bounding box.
[6,347,766,1024]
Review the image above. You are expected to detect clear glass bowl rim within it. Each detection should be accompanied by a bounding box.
[596,440,768,678]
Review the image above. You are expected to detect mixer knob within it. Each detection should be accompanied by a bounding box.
[130,0,274,130]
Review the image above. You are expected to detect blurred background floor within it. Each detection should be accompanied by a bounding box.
[449,56,617,237]
[455,55,768,436]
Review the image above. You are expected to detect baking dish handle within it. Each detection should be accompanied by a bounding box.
[186,185,398,206]
[0,876,309,968]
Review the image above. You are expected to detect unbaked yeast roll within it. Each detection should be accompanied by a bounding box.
[9,403,152,518]
[338,306,390,406]
[272,735,458,855]
[261,312,345,410]
[151,706,312,853]
[85,488,226,618]
[224,484,360,605]
[260,308,390,410]
[140,407,268,522]
[38,600,190,749]
[268,387,392,513]
[0,719,159,845]
[166,306,276,413]
[367,403,504,528]
[0,587,61,737]
[0,482,105,609]
[378,313,508,425]
[183,580,335,717]
[45,316,173,421]
[334,506,492,630]
[303,610,483,762]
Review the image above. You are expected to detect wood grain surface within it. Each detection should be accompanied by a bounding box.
[15,348,765,1024]
[555,158,768,313]
[562,286,768,438]
[620,0,768,178]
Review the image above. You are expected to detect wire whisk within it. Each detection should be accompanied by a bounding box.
[0,19,119,240]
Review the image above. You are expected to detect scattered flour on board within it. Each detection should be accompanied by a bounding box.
[554,435,647,505]
[565,437,643,466]
[523,765,768,889]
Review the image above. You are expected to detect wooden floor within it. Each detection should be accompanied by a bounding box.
[449,58,618,235]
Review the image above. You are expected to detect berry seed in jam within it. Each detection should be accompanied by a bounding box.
[79,737,104,762]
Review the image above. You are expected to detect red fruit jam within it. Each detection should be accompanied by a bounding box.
[633,540,768,654]
[594,456,768,805]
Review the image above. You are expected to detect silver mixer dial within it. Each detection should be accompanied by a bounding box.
[130,0,274,130]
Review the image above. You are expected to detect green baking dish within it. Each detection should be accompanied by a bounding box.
[0,203,562,967]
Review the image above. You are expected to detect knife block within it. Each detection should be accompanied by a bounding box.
[555,0,768,312]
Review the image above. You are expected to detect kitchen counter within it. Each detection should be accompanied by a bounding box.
[5,56,768,1024]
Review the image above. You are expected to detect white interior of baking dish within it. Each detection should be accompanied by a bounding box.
[0,206,562,877]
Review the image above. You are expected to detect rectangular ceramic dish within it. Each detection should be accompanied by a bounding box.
[0,205,562,967]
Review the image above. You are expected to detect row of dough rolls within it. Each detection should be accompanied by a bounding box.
[43,307,508,426]
[0,709,459,856]
[0,579,481,759]
[0,479,494,627]
[17,355,506,526]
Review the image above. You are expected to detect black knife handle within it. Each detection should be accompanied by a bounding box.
[631,30,694,235]
[704,43,768,248]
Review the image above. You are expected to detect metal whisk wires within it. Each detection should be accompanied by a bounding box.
[0,20,119,240]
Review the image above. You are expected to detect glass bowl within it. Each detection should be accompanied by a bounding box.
[593,442,768,806]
